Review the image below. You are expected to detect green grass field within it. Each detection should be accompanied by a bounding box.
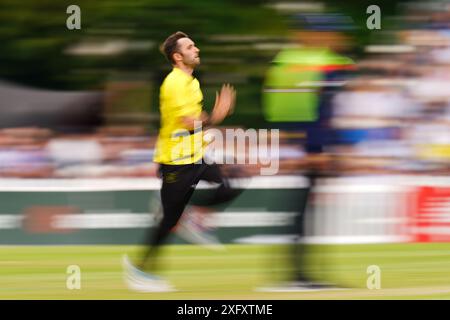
[2,243,450,299]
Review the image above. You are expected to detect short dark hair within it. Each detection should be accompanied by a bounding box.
[160,31,188,64]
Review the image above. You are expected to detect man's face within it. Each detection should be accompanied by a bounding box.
[175,37,200,67]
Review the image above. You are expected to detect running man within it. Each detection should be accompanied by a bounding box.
[123,31,240,292]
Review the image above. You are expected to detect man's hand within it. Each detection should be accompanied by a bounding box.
[209,84,236,125]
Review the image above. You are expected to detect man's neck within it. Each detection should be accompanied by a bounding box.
[174,64,194,76]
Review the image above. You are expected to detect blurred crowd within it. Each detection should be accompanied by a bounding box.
[0,126,158,178]
[330,5,450,175]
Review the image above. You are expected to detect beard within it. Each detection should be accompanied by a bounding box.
[182,53,200,67]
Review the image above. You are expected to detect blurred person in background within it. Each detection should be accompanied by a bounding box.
[122,31,242,292]
[261,15,355,291]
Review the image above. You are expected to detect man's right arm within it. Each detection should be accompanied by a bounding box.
[181,112,209,131]
[180,84,236,129]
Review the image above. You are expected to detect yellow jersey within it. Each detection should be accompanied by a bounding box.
[153,67,205,165]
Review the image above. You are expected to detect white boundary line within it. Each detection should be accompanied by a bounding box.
[0,175,449,192]
[0,176,309,191]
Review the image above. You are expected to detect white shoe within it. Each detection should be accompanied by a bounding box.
[125,274,176,293]
[122,255,176,293]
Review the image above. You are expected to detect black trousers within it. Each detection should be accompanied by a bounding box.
[140,161,241,269]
